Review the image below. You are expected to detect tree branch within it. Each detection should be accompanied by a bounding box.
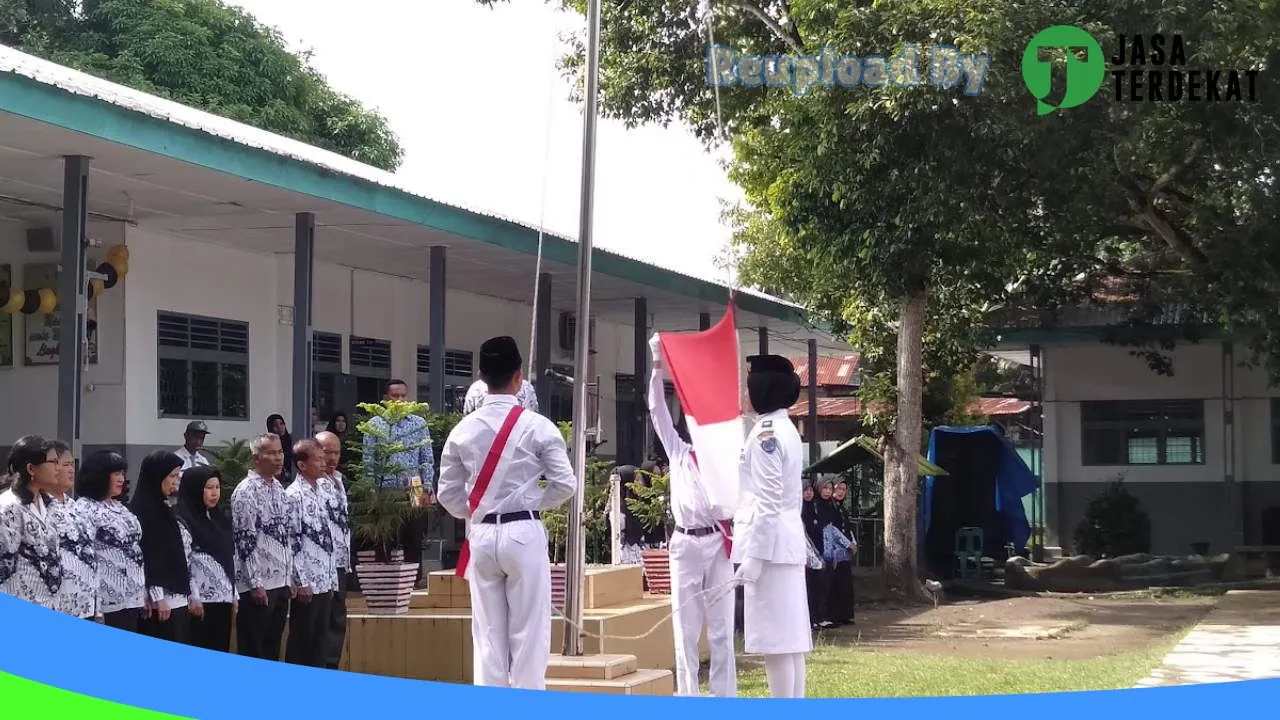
[1150,139,1204,198]
[717,0,804,54]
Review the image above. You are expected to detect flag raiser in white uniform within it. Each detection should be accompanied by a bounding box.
[647,337,737,698]
[437,336,576,690]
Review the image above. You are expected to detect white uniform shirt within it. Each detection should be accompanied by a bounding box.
[50,497,96,618]
[286,476,337,595]
[438,394,576,522]
[0,490,62,610]
[647,367,717,530]
[731,409,807,566]
[462,379,540,416]
[230,471,291,594]
[175,448,211,471]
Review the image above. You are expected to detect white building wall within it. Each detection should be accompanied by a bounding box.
[0,219,128,446]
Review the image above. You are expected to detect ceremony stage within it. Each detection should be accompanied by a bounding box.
[340,564,699,694]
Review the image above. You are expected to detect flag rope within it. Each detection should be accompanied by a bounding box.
[549,577,743,642]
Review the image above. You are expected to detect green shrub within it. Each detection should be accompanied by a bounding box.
[1073,477,1152,558]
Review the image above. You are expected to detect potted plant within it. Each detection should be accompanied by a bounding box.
[626,469,673,594]
[348,399,434,614]
[207,438,252,506]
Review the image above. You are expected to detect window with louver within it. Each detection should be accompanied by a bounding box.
[156,311,250,420]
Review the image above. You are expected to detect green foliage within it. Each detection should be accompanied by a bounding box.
[205,437,251,500]
[347,400,433,560]
[624,469,672,542]
[4,0,403,170]
[1074,477,1153,558]
[541,453,614,564]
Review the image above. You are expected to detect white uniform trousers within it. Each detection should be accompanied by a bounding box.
[669,529,737,697]
[466,518,552,689]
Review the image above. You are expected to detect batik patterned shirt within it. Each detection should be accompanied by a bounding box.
[50,497,96,618]
[322,473,351,572]
[77,498,145,615]
[180,514,235,605]
[0,491,62,609]
[231,472,291,594]
[286,477,336,595]
[362,415,433,490]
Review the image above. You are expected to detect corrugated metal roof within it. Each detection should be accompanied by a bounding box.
[789,395,1030,419]
[789,355,861,386]
[0,44,798,312]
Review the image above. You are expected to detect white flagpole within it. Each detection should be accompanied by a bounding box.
[563,0,603,657]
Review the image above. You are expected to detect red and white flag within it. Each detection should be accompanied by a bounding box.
[654,302,743,516]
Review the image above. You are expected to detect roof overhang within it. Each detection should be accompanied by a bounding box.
[0,45,825,337]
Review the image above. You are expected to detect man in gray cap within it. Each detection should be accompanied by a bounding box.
[176,421,212,471]
[437,336,576,690]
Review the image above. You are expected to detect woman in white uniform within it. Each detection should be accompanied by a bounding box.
[732,354,812,698]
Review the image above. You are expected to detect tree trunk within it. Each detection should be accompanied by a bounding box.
[883,287,928,599]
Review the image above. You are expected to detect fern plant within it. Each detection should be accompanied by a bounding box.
[347,400,435,562]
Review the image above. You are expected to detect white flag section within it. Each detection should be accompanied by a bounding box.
[654,303,744,518]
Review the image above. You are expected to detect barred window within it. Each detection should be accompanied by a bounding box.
[1080,400,1204,466]
[157,311,249,420]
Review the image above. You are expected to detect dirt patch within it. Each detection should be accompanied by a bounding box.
[817,595,1214,660]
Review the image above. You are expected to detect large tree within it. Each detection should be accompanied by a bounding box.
[1,0,403,170]
[482,0,1280,594]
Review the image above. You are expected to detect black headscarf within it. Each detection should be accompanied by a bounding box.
[176,465,235,585]
[267,414,295,483]
[130,451,190,596]
[801,484,823,550]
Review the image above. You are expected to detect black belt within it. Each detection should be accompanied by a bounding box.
[675,525,718,537]
[480,510,541,524]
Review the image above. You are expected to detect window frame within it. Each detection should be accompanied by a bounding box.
[156,310,250,421]
[1079,399,1205,467]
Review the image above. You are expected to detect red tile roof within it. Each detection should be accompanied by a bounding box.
[789,395,1031,419]
[788,355,861,387]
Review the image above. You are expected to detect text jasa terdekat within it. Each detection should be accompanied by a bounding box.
[1111,34,1259,102]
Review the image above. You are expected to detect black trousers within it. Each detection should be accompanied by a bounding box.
[324,569,349,669]
[103,607,142,634]
[141,606,191,644]
[400,514,428,580]
[806,566,832,625]
[286,590,335,667]
[191,602,234,652]
[236,587,290,661]
[828,560,856,623]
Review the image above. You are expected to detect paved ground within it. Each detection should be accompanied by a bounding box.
[1135,590,1280,687]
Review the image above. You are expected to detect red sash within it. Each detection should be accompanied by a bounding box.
[689,449,733,558]
[454,406,526,578]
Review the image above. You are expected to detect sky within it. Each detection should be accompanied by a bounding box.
[227,0,743,285]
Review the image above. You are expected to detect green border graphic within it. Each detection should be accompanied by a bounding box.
[0,671,190,719]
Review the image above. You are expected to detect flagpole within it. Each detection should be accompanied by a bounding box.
[563,0,602,657]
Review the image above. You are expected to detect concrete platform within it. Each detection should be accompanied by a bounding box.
[545,653,674,695]
[1135,590,1280,687]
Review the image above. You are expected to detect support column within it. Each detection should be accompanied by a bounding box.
[534,272,552,409]
[290,213,315,441]
[757,326,768,355]
[57,156,89,456]
[428,247,447,414]
[699,312,711,331]
[633,297,649,465]
[807,338,819,468]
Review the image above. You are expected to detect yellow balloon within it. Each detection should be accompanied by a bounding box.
[106,244,130,264]
[37,288,57,315]
[108,258,128,278]
[1,289,21,314]
[90,278,105,299]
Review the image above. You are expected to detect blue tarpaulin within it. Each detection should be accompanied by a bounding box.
[923,425,1039,552]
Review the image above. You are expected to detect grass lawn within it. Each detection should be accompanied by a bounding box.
[734,630,1189,698]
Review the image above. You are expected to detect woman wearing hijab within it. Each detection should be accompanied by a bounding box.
[76,450,146,632]
[130,451,195,643]
[47,440,96,620]
[801,480,832,629]
[175,465,236,651]
[0,435,63,609]
[267,415,296,486]
[827,480,858,625]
